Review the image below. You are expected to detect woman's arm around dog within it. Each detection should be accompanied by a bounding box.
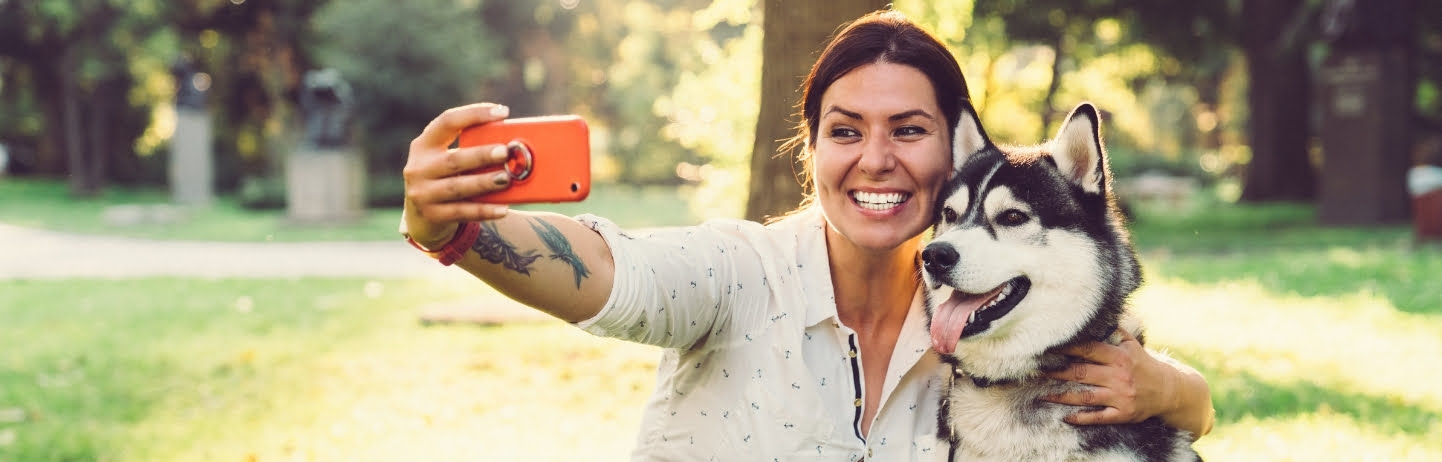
[1043,329,1215,439]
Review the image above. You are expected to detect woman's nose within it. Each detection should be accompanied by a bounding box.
[857,136,897,176]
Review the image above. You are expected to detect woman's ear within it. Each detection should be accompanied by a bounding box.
[952,99,991,173]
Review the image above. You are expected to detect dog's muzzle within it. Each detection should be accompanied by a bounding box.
[922,242,959,278]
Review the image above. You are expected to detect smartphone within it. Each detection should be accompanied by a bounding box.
[458,114,591,203]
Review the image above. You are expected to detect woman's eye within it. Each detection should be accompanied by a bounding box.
[997,210,1030,226]
[828,127,859,138]
[941,208,959,223]
[895,126,929,137]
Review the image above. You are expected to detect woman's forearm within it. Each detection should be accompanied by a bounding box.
[1158,357,1215,439]
[452,211,615,323]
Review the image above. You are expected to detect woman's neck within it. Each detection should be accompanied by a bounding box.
[825,229,923,329]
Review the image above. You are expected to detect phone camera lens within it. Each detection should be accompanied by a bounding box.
[505,141,533,181]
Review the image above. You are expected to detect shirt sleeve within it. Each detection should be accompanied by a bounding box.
[571,214,771,350]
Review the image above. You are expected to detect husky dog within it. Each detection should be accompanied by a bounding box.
[922,101,1200,461]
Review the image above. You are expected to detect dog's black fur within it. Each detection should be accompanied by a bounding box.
[923,101,1202,461]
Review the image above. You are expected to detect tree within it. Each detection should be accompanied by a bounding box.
[1238,0,1316,202]
[971,0,1122,139]
[745,0,887,222]
[312,0,503,174]
[0,0,163,195]
[170,0,329,190]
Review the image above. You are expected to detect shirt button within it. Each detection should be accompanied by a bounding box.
[867,448,874,458]
[848,349,857,358]
[853,398,862,407]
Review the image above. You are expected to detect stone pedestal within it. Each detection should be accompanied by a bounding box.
[170,108,214,207]
[285,148,365,224]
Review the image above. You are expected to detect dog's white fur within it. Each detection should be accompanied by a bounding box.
[928,102,1198,461]
[931,186,1106,380]
[931,108,1111,381]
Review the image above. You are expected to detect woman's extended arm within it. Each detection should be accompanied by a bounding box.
[401,103,613,322]
[1042,329,1216,438]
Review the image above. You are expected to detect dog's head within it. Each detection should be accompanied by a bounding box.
[922,100,1139,380]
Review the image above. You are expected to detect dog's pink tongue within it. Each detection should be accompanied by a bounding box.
[930,287,1000,355]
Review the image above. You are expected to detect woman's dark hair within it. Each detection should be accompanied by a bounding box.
[779,9,970,219]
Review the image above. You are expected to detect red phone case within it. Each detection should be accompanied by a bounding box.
[458,115,591,203]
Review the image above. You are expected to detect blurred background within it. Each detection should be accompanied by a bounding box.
[1,0,1440,461]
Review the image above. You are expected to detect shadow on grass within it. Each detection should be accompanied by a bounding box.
[1130,204,1442,315]
[1167,349,1440,437]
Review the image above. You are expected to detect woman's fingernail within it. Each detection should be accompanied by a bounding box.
[493,171,510,185]
[491,145,508,161]
[491,105,509,118]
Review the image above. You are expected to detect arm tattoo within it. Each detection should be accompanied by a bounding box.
[529,218,592,289]
[472,221,542,275]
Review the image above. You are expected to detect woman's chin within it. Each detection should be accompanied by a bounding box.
[829,221,927,254]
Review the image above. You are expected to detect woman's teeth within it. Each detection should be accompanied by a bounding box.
[852,191,910,210]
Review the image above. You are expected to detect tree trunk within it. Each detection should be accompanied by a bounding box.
[744,0,887,222]
[1039,35,1066,140]
[58,52,102,197]
[1239,0,1316,202]
[87,77,118,191]
[33,57,68,176]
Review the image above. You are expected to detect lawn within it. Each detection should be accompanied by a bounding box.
[1,199,1439,461]
[0,278,660,461]
[0,178,699,242]
[1128,202,1442,460]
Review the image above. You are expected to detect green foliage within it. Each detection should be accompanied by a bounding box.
[311,0,504,171]
[654,0,762,218]
[561,0,715,185]
[897,0,1244,180]
[0,0,174,180]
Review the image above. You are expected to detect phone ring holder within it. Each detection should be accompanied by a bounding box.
[505,140,534,181]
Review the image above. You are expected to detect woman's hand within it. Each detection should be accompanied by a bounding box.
[1042,329,1214,438]
[401,103,515,248]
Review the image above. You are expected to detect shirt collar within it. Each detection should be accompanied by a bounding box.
[780,206,840,329]
[795,209,933,351]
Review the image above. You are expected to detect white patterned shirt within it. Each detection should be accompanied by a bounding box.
[575,208,950,461]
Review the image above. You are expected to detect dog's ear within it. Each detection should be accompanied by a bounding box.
[952,99,991,173]
[1050,103,1107,195]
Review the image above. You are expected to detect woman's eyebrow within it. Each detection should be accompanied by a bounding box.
[888,109,935,122]
[824,106,863,120]
[823,106,936,122]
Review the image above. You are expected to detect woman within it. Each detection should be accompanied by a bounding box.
[400,10,1212,460]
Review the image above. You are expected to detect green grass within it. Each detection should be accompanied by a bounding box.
[1130,202,1440,314]
[2,201,1439,461]
[0,278,660,461]
[0,178,698,242]
[1126,202,1442,460]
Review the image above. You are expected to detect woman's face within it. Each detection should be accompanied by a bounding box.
[812,61,952,253]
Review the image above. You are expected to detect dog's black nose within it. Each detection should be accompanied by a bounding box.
[922,243,959,275]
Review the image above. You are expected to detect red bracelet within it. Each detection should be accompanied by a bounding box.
[406,222,481,266]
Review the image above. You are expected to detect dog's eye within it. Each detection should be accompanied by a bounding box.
[997,210,1030,226]
[941,207,959,223]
